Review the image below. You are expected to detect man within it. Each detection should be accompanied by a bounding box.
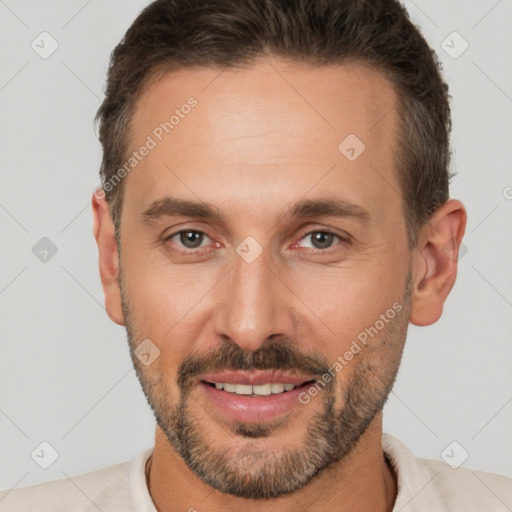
[1,0,511,510]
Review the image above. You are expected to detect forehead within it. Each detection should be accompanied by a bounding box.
[123,59,402,233]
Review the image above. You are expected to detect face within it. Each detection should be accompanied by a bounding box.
[117,59,413,498]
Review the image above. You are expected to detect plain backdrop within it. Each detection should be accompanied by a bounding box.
[0,0,511,492]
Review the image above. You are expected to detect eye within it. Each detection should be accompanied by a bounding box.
[298,230,344,250]
[166,230,211,250]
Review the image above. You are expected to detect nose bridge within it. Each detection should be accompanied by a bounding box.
[215,248,292,352]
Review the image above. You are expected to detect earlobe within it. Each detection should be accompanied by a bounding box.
[92,189,125,326]
[409,199,467,327]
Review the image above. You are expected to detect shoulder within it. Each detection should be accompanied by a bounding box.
[383,434,512,511]
[414,457,512,510]
[0,458,133,512]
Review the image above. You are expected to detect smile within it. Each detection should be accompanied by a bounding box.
[198,371,317,423]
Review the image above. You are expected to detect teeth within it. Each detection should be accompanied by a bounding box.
[252,384,272,396]
[234,384,252,395]
[271,383,285,394]
[212,382,297,396]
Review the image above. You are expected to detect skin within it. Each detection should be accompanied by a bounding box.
[93,58,466,511]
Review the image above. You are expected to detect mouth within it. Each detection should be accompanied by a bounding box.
[198,370,317,424]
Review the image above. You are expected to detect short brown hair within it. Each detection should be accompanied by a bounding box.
[95,0,453,248]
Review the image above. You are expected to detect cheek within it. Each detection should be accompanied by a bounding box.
[287,260,404,345]
[124,251,196,318]
[122,256,222,359]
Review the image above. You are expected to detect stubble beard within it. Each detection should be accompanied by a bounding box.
[121,271,412,499]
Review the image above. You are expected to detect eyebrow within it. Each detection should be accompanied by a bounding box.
[141,197,370,226]
[287,198,370,225]
[141,197,224,224]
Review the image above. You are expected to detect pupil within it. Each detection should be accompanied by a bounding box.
[312,232,333,249]
[181,231,203,248]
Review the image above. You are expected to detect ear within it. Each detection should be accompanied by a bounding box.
[409,199,467,326]
[92,189,125,326]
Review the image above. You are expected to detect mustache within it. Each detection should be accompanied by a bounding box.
[177,339,331,391]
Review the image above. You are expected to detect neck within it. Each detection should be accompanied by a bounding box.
[147,413,396,512]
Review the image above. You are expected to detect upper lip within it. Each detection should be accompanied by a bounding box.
[200,370,315,386]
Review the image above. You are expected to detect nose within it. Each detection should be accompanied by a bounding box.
[213,247,295,352]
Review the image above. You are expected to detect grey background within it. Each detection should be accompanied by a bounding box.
[1,0,511,493]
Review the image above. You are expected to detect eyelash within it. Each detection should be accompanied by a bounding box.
[163,229,348,255]
[294,230,349,254]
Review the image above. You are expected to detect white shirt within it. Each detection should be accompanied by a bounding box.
[1,434,511,511]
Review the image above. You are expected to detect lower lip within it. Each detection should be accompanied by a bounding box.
[199,382,309,424]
